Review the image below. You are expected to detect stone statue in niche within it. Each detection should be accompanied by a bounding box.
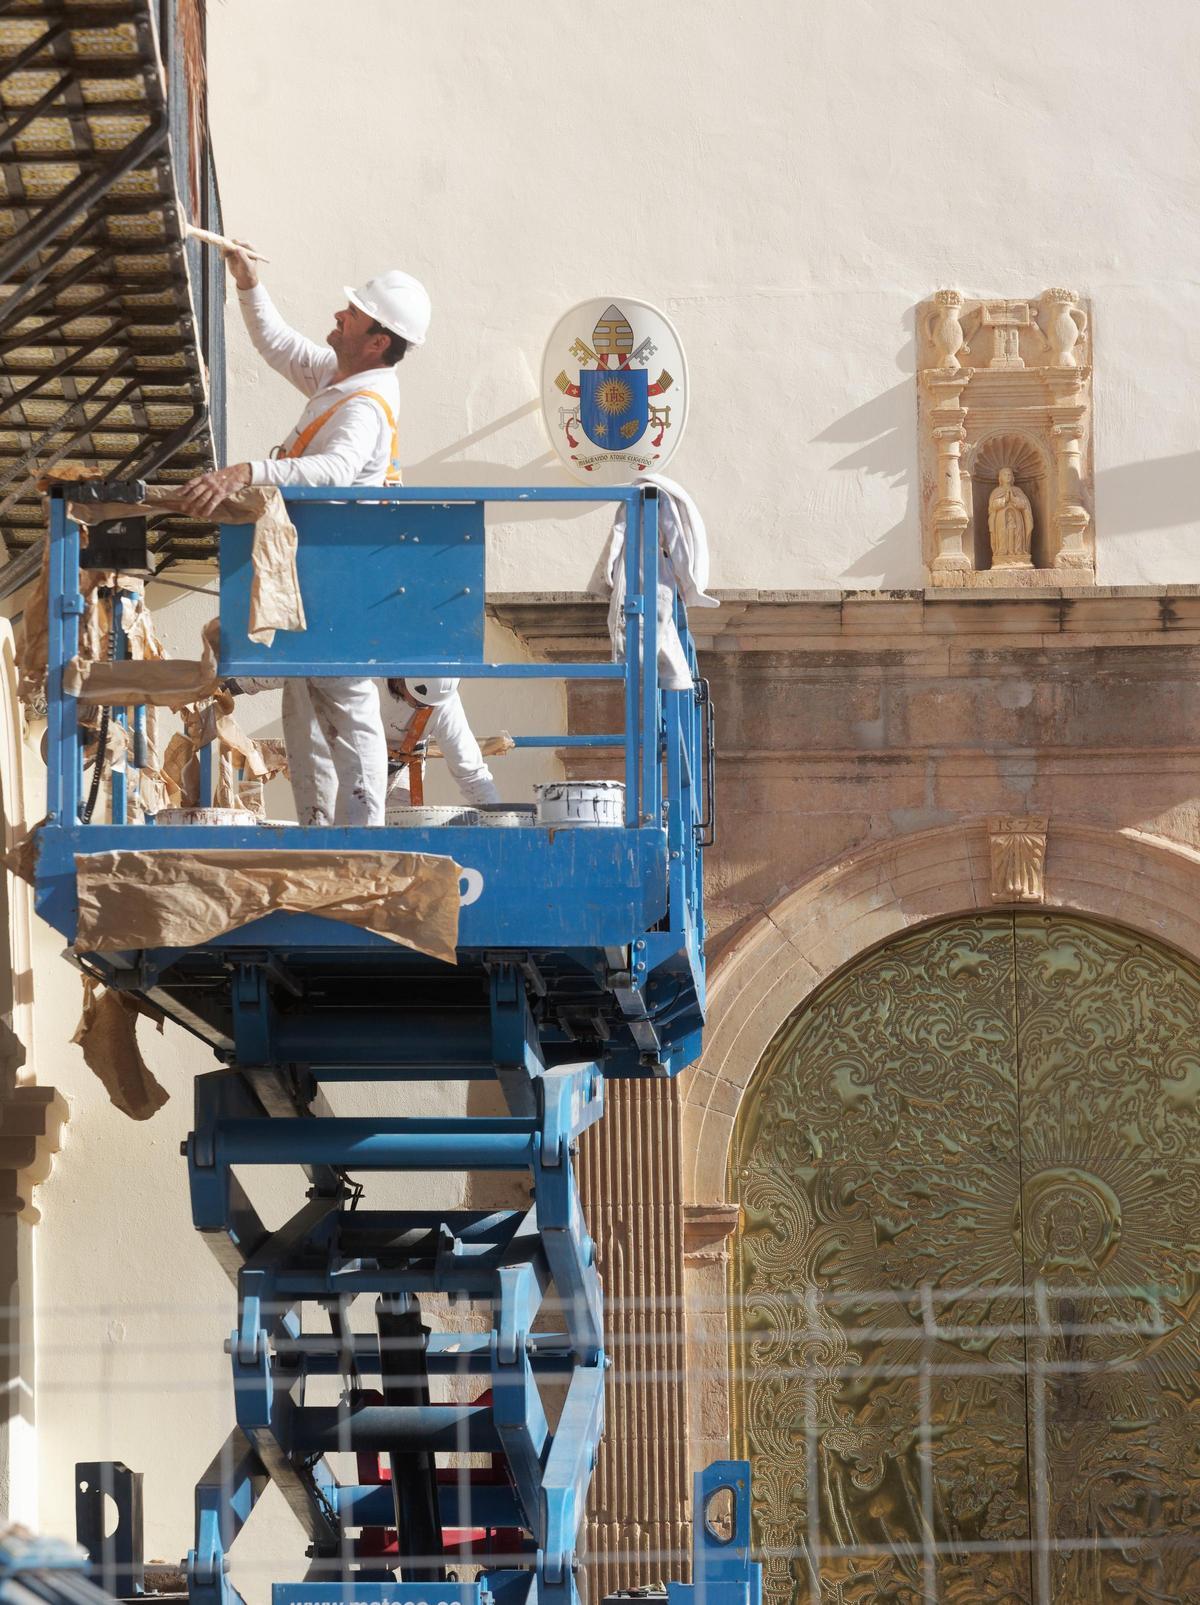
[987,468,1034,568]
[917,286,1094,587]
[1038,288,1088,368]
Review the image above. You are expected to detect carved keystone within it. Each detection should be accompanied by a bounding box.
[988,816,1049,903]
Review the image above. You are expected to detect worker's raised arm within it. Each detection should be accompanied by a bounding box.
[222,240,335,397]
[238,283,337,398]
[249,392,390,488]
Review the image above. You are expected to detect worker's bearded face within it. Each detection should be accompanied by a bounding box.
[328,303,382,366]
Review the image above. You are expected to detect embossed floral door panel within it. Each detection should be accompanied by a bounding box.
[731,915,1200,1605]
[1012,919,1200,1604]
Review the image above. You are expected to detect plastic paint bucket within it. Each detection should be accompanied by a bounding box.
[155,807,260,826]
[534,781,625,827]
[478,805,536,828]
[384,805,480,828]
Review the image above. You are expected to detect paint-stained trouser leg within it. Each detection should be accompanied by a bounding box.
[281,679,338,825]
[304,676,386,827]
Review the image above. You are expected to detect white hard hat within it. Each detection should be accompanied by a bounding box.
[345,269,431,346]
[403,676,459,707]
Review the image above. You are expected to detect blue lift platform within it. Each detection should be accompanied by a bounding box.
[31,484,754,1605]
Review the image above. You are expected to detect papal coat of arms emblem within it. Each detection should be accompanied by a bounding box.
[540,297,688,483]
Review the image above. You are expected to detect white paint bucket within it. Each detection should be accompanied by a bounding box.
[534,781,626,827]
[385,805,480,828]
[478,805,536,828]
[155,807,260,826]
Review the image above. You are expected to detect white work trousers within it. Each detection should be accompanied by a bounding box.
[281,677,386,827]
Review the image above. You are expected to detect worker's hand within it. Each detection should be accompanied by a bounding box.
[176,462,253,519]
[223,240,260,291]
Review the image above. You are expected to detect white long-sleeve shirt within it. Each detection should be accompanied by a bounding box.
[378,682,500,807]
[238,283,400,489]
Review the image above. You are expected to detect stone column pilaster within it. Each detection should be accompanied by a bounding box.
[920,372,972,579]
[1050,406,1091,567]
[931,423,970,571]
[579,1078,690,1599]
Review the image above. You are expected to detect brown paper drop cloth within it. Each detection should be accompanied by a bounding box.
[74,848,462,964]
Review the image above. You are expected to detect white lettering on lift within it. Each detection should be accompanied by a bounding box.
[459,869,484,906]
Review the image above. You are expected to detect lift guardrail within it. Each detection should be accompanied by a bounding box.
[37,482,710,1074]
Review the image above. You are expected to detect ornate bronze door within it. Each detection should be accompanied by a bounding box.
[731,914,1200,1604]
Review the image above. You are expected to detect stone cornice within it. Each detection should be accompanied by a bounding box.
[489,586,1200,658]
[0,1084,68,1224]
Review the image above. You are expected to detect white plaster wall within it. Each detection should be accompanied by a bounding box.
[204,0,1200,591]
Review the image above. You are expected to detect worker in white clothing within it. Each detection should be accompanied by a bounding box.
[380,678,500,809]
[178,245,431,826]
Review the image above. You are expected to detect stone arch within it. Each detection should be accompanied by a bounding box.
[683,820,1200,1206]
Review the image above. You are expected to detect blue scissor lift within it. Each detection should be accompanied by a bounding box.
[32,485,756,1605]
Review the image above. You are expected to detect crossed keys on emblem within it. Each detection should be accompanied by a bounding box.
[556,354,674,398]
[569,334,658,368]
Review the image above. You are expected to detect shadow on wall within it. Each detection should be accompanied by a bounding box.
[811,308,921,585]
[1095,451,1200,536]
[407,399,596,526]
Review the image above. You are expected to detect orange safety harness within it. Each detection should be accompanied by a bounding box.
[275,389,403,485]
[387,704,433,805]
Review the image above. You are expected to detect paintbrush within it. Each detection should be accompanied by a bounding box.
[185,224,270,263]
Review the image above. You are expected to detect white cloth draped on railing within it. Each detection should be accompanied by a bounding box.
[603,473,719,691]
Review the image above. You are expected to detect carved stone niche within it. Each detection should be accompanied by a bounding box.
[918,288,1094,588]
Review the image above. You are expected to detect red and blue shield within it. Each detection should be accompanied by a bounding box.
[579,368,649,450]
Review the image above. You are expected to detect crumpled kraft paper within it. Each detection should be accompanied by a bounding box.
[72,975,169,1121]
[19,485,304,704]
[65,615,221,707]
[74,848,462,964]
[17,550,147,706]
[157,694,271,810]
[234,737,289,817]
[3,819,42,886]
[69,484,306,646]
